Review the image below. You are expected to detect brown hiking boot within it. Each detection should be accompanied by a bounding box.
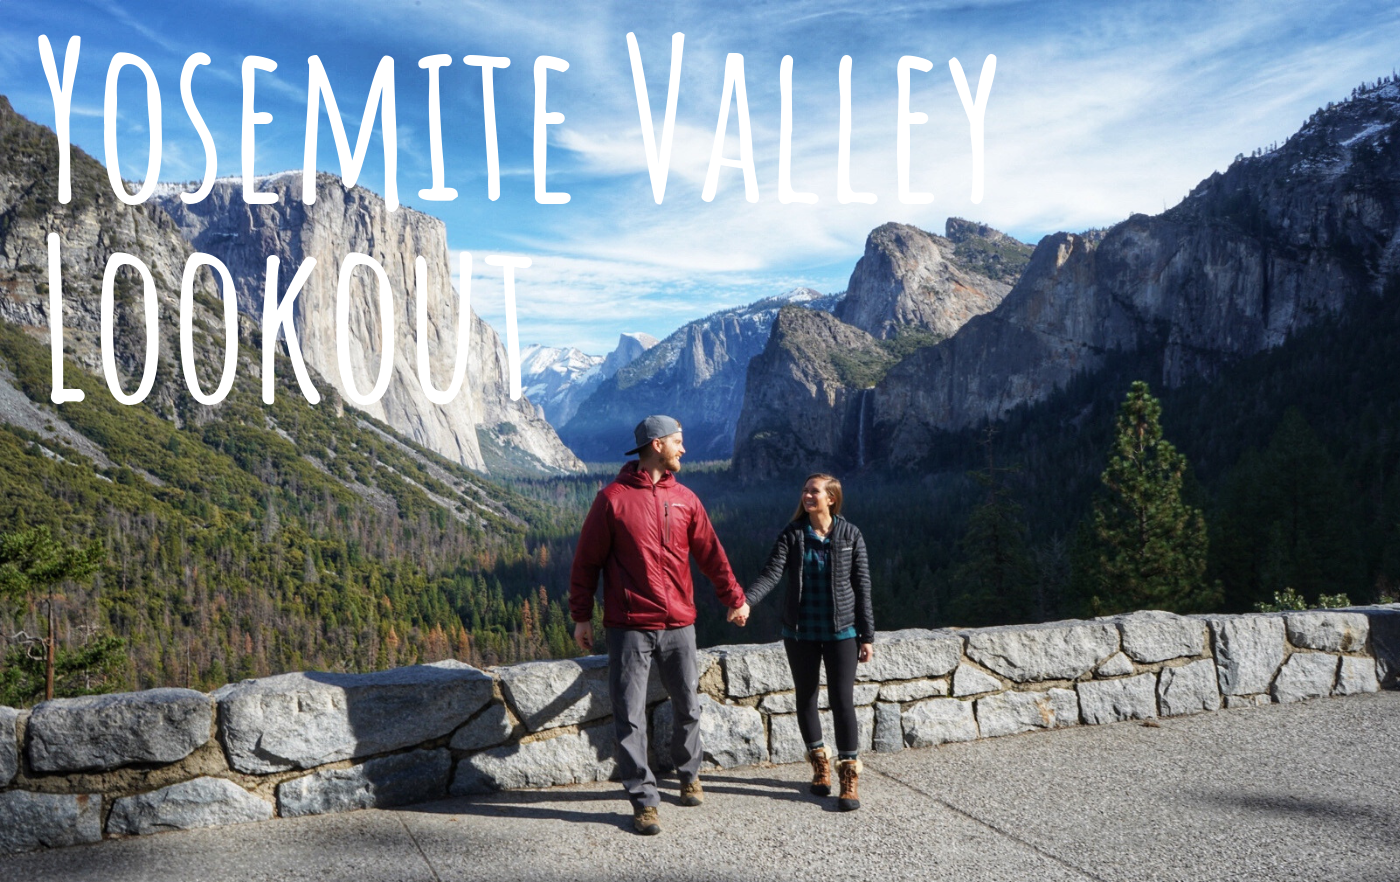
[837,758,861,811]
[807,746,833,796]
[633,805,661,835]
[679,777,704,806]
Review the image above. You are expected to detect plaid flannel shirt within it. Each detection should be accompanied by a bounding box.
[781,524,858,642]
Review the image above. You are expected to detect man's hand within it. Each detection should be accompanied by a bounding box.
[574,621,594,652]
[727,601,751,627]
[857,642,874,663]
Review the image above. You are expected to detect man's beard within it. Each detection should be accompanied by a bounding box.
[666,455,682,473]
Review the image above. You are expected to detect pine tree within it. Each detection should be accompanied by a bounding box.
[1075,382,1218,615]
[0,525,110,702]
[948,429,1036,625]
[1212,408,1355,610]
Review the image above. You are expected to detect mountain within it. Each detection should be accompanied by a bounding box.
[520,344,603,426]
[731,306,893,475]
[0,95,579,695]
[730,218,1032,476]
[734,78,1400,476]
[150,174,581,476]
[834,219,1031,340]
[597,331,659,380]
[520,331,657,427]
[559,288,839,461]
[0,97,219,421]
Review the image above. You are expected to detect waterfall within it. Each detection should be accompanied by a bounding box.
[856,389,869,468]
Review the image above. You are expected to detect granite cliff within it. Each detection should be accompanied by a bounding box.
[731,219,1030,475]
[0,96,224,421]
[735,79,1400,475]
[731,306,891,475]
[153,175,582,475]
[835,219,1030,340]
[559,288,838,461]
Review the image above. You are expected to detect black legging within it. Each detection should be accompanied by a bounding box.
[784,637,859,754]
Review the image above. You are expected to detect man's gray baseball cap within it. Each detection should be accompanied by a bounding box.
[625,415,682,456]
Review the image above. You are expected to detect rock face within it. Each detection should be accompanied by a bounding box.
[26,689,211,773]
[525,333,660,430]
[835,220,1028,340]
[520,333,660,429]
[496,656,615,733]
[859,83,1400,462]
[732,221,1031,476]
[561,288,839,461]
[520,344,603,427]
[1283,611,1369,652]
[277,749,451,817]
[1363,605,1400,685]
[876,679,949,703]
[153,174,582,475]
[0,791,102,855]
[598,332,659,379]
[731,307,893,476]
[1335,656,1381,695]
[1272,653,1339,703]
[1208,615,1286,696]
[452,725,618,794]
[1097,653,1136,677]
[108,777,273,835]
[715,643,796,698]
[1117,611,1208,663]
[860,630,964,681]
[953,665,1003,697]
[873,702,904,752]
[975,688,1078,737]
[214,661,494,773]
[902,697,978,747]
[964,620,1120,682]
[0,96,220,418]
[0,706,17,786]
[1157,659,1222,716]
[1077,673,1158,724]
[730,83,1400,471]
[449,704,516,752]
[520,332,660,430]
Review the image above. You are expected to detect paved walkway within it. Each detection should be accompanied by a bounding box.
[4,690,1398,882]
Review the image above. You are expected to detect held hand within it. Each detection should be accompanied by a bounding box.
[727,601,751,627]
[857,642,873,664]
[574,621,594,653]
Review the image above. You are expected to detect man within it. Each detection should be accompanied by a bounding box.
[569,415,751,835]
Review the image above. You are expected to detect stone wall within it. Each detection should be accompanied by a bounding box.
[3,606,1397,855]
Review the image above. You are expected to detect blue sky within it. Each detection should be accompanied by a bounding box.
[2,1,1398,354]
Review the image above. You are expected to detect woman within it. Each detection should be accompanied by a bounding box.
[744,473,875,811]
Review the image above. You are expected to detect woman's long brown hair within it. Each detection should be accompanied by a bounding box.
[791,473,843,522]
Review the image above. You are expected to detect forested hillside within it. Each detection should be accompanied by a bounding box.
[0,321,585,704]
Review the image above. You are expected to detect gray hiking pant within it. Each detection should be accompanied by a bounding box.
[606,624,703,809]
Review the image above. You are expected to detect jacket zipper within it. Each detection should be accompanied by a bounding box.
[831,536,840,633]
[659,488,671,621]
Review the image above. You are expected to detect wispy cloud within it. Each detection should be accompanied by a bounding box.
[2,0,1396,353]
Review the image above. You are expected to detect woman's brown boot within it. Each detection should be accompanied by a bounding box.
[807,746,833,796]
[837,758,861,811]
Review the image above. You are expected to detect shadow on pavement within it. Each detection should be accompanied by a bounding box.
[1195,790,1400,828]
[400,773,817,829]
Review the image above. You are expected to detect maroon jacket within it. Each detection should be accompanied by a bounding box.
[570,462,745,629]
